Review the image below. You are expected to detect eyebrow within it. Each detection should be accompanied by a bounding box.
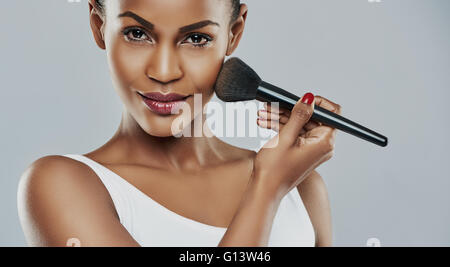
[117,11,220,33]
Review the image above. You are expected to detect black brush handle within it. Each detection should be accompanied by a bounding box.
[256,81,388,147]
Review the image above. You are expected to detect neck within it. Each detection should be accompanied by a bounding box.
[109,109,225,171]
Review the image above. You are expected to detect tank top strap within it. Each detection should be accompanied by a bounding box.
[61,154,134,233]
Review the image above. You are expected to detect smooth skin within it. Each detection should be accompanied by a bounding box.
[17,0,335,247]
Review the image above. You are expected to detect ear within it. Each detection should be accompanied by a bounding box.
[226,3,248,56]
[88,0,106,50]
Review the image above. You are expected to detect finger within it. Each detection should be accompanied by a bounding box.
[258,118,307,135]
[299,128,306,136]
[304,122,336,144]
[258,110,281,121]
[272,122,288,133]
[314,95,342,115]
[264,102,287,114]
[280,92,315,146]
[257,118,281,132]
[259,110,289,124]
[304,121,321,131]
[279,114,289,124]
[259,121,306,135]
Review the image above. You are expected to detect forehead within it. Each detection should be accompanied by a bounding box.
[107,0,230,28]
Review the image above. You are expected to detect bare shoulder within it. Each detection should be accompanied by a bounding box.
[296,170,332,247]
[18,155,115,212]
[17,155,130,246]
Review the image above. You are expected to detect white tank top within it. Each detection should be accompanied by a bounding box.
[62,154,315,247]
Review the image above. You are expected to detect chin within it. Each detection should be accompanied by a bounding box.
[142,119,190,138]
[147,129,181,138]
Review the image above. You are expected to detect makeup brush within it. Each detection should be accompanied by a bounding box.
[214,57,388,147]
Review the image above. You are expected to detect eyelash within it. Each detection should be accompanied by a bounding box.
[121,27,213,48]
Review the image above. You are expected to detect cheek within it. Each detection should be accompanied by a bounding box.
[106,36,149,94]
[183,56,223,119]
[180,31,229,96]
[182,52,224,94]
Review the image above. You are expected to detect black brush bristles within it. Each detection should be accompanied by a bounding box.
[214,57,262,102]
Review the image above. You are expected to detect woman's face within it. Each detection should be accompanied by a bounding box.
[90,0,245,137]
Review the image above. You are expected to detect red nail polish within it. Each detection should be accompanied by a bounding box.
[301,92,314,105]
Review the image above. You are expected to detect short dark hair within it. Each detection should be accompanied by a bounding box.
[95,0,241,24]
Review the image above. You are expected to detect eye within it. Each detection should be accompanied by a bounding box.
[122,27,151,43]
[184,33,213,48]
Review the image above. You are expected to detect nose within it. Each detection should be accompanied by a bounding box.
[145,43,183,85]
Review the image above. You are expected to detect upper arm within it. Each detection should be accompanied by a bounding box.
[296,170,332,247]
[17,155,140,247]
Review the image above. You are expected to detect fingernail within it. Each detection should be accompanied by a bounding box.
[301,92,315,105]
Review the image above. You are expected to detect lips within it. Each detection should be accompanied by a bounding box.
[138,92,190,115]
[139,92,189,102]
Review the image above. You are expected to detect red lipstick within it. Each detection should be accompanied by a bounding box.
[138,92,190,115]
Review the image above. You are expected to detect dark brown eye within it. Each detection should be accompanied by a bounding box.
[122,27,150,43]
[131,29,145,39]
[190,34,204,43]
[185,33,213,48]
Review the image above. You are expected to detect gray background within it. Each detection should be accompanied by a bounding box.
[1,0,449,246]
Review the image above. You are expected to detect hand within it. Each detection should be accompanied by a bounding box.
[252,93,342,201]
[257,101,324,135]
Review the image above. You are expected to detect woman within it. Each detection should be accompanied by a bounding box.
[17,0,341,247]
